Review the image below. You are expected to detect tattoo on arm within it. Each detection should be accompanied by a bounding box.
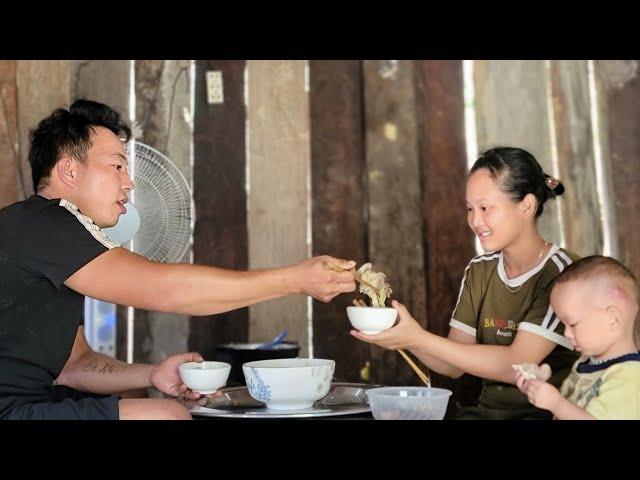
[82,360,127,375]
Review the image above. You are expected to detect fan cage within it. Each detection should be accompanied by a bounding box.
[125,141,193,264]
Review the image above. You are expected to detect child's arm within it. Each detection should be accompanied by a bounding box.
[515,372,596,420]
[550,396,596,420]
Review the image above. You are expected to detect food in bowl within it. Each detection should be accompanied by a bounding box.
[356,263,392,307]
[345,263,397,334]
[242,358,335,410]
[178,361,231,394]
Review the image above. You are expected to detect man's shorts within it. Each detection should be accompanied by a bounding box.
[4,385,120,420]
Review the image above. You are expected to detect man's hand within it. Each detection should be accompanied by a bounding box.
[150,352,206,400]
[293,255,356,302]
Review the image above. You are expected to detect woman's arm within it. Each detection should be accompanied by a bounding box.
[352,300,558,384]
[411,328,477,379]
[410,329,558,384]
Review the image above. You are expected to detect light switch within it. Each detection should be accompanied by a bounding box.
[207,70,224,104]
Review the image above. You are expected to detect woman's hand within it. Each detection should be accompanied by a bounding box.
[350,300,426,350]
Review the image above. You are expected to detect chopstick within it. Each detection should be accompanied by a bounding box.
[356,277,378,290]
[327,262,378,291]
[398,349,431,388]
[350,293,432,387]
[326,263,347,273]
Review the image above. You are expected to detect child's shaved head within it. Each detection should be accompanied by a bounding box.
[553,255,639,323]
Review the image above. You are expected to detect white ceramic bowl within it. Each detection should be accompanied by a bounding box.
[178,361,231,394]
[347,306,398,334]
[242,358,335,410]
[366,387,452,420]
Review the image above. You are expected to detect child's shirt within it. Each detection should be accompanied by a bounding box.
[560,353,640,419]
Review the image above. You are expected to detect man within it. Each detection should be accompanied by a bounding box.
[0,99,356,420]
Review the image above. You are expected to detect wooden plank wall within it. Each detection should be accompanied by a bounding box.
[597,60,640,279]
[414,60,481,406]
[310,60,369,381]
[474,60,563,246]
[0,61,20,208]
[362,60,428,385]
[593,61,619,262]
[133,60,192,365]
[596,60,640,346]
[246,61,311,356]
[549,60,603,256]
[16,61,70,197]
[70,61,130,122]
[190,60,248,359]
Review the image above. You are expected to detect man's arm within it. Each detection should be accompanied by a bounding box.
[55,327,153,394]
[65,248,356,315]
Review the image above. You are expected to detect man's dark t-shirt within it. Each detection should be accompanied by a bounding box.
[0,195,118,417]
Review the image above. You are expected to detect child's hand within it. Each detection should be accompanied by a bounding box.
[150,352,205,401]
[512,362,552,381]
[516,372,562,412]
[350,300,424,350]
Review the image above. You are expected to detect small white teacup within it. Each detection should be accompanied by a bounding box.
[178,361,231,394]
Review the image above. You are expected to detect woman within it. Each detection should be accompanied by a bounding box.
[352,147,580,419]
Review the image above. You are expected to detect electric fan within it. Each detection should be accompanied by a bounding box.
[115,141,193,263]
[86,140,194,356]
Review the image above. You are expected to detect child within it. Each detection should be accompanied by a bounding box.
[516,255,640,419]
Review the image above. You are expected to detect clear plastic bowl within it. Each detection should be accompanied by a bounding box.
[366,386,452,420]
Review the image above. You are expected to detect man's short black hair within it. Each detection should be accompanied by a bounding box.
[28,99,131,191]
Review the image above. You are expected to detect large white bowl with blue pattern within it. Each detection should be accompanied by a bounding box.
[242,358,335,410]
